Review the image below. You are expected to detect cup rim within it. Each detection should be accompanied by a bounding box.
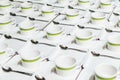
[19,19,34,29]
[100,0,112,5]
[21,2,32,8]
[46,26,63,34]
[0,0,11,6]
[20,50,41,61]
[91,12,105,19]
[66,9,79,16]
[76,30,93,39]
[55,55,76,69]
[95,63,118,79]
[41,6,54,13]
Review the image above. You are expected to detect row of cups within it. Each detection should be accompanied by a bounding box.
[45,23,120,52]
[0,0,55,18]
[70,0,118,9]
[0,13,120,52]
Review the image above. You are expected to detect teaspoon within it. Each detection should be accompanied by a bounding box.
[91,51,120,60]
[59,45,87,53]
[2,66,33,76]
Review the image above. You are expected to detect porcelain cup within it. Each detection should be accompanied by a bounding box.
[21,2,33,14]
[46,23,63,40]
[19,43,41,69]
[78,0,90,8]
[19,19,35,35]
[0,15,14,29]
[0,0,12,13]
[66,9,79,21]
[91,12,106,24]
[55,55,77,76]
[107,35,120,52]
[95,63,118,80]
[100,0,112,9]
[41,5,55,18]
[75,30,93,45]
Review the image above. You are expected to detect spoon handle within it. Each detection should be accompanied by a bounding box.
[69,48,87,53]
[12,70,33,76]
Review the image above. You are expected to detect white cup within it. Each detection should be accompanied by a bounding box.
[107,35,120,52]
[57,0,69,5]
[21,2,33,14]
[41,5,55,18]
[0,0,12,13]
[19,44,41,69]
[46,23,63,40]
[95,63,118,80]
[78,0,90,8]
[19,19,35,35]
[75,30,93,45]
[55,55,77,76]
[100,0,112,9]
[91,12,106,24]
[0,15,14,28]
[66,9,79,21]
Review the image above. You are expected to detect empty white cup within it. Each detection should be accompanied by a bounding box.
[46,23,63,40]
[100,0,112,9]
[19,19,35,35]
[55,55,77,76]
[91,12,106,24]
[75,30,93,45]
[19,43,41,69]
[95,63,118,80]
[21,2,33,14]
[41,5,55,18]
[66,9,79,21]
[78,0,90,8]
[107,35,120,52]
[0,0,12,13]
[0,15,14,30]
